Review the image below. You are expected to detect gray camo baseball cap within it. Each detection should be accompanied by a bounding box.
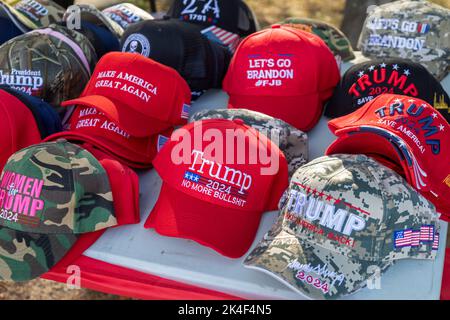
[357,0,450,81]
[244,154,440,300]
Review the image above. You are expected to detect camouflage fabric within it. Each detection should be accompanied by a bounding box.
[0,1,36,30]
[2,0,65,29]
[189,109,308,177]
[0,25,96,116]
[102,2,154,30]
[244,154,440,300]
[357,0,450,81]
[63,4,124,38]
[0,140,117,282]
[281,18,355,62]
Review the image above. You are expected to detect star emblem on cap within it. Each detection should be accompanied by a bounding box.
[408,99,415,103]
[403,69,411,76]
[368,65,375,71]
[432,113,438,119]
[380,63,387,68]
[358,71,365,77]
[439,124,445,131]
[393,64,399,70]
[394,98,402,104]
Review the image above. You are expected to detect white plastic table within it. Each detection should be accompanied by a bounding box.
[84,53,450,300]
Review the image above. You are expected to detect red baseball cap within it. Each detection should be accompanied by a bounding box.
[44,144,141,271]
[223,25,340,132]
[0,89,42,170]
[145,119,289,258]
[61,52,192,138]
[44,106,172,168]
[326,94,450,218]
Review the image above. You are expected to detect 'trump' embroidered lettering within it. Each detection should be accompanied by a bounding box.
[285,188,367,236]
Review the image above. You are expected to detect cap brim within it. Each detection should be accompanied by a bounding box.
[244,230,391,299]
[43,131,155,169]
[0,226,78,281]
[228,93,322,132]
[61,95,172,138]
[145,183,263,259]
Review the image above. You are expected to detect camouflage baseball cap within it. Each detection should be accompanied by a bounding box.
[102,2,154,30]
[0,24,97,116]
[189,109,308,177]
[281,18,355,63]
[357,0,450,81]
[63,4,124,39]
[0,140,117,282]
[0,0,64,30]
[244,154,440,300]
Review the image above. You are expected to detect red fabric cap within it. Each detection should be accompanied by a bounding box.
[145,119,289,258]
[44,106,173,168]
[327,94,450,217]
[61,52,191,137]
[42,256,242,300]
[223,25,340,132]
[43,145,141,272]
[0,90,41,170]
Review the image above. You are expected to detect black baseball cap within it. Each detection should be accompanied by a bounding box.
[120,17,231,99]
[0,85,62,138]
[325,58,450,123]
[167,0,258,37]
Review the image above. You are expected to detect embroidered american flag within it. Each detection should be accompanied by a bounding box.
[394,229,412,248]
[181,104,191,119]
[201,25,241,53]
[157,135,169,152]
[419,225,434,242]
[432,233,440,251]
[411,230,420,247]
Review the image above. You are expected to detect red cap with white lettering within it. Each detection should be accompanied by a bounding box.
[61,52,192,137]
[223,25,340,132]
[326,94,450,218]
[44,106,172,169]
[144,119,289,258]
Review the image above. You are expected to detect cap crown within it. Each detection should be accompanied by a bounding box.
[103,3,154,29]
[0,141,117,234]
[357,0,450,80]
[223,25,338,98]
[12,0,64,28]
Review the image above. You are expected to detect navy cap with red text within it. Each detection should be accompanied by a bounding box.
[325,58,450,123]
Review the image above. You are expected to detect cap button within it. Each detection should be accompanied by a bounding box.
[233,118,245,126]
[272,24,281,29]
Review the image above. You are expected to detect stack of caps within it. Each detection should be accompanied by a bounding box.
[223,24,340,132]
[280,17,355,68]
[0,87,61,170]
[326,58,450,123]
[326,94,450,219]
[46,52,192,169]
[189,108,309,177]
[0,141,118,281]
[121,17,231,100]
[0,24,98,117]
[167,0,259,52]
[244,154,440,299]
[0,0,64,44]
[145,119,289,258]
[358,0,450,81]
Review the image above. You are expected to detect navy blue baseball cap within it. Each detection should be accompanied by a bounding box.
[0,17,24,45]
[0,85,62,138]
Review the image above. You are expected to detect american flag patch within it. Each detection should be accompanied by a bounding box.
[201,25,241,53]
[419,225,434,242]
[432,233,440,251]
[416,23,430,34]
[157,135,169,152]
[394,229,412,248]
[181,104,191,119]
